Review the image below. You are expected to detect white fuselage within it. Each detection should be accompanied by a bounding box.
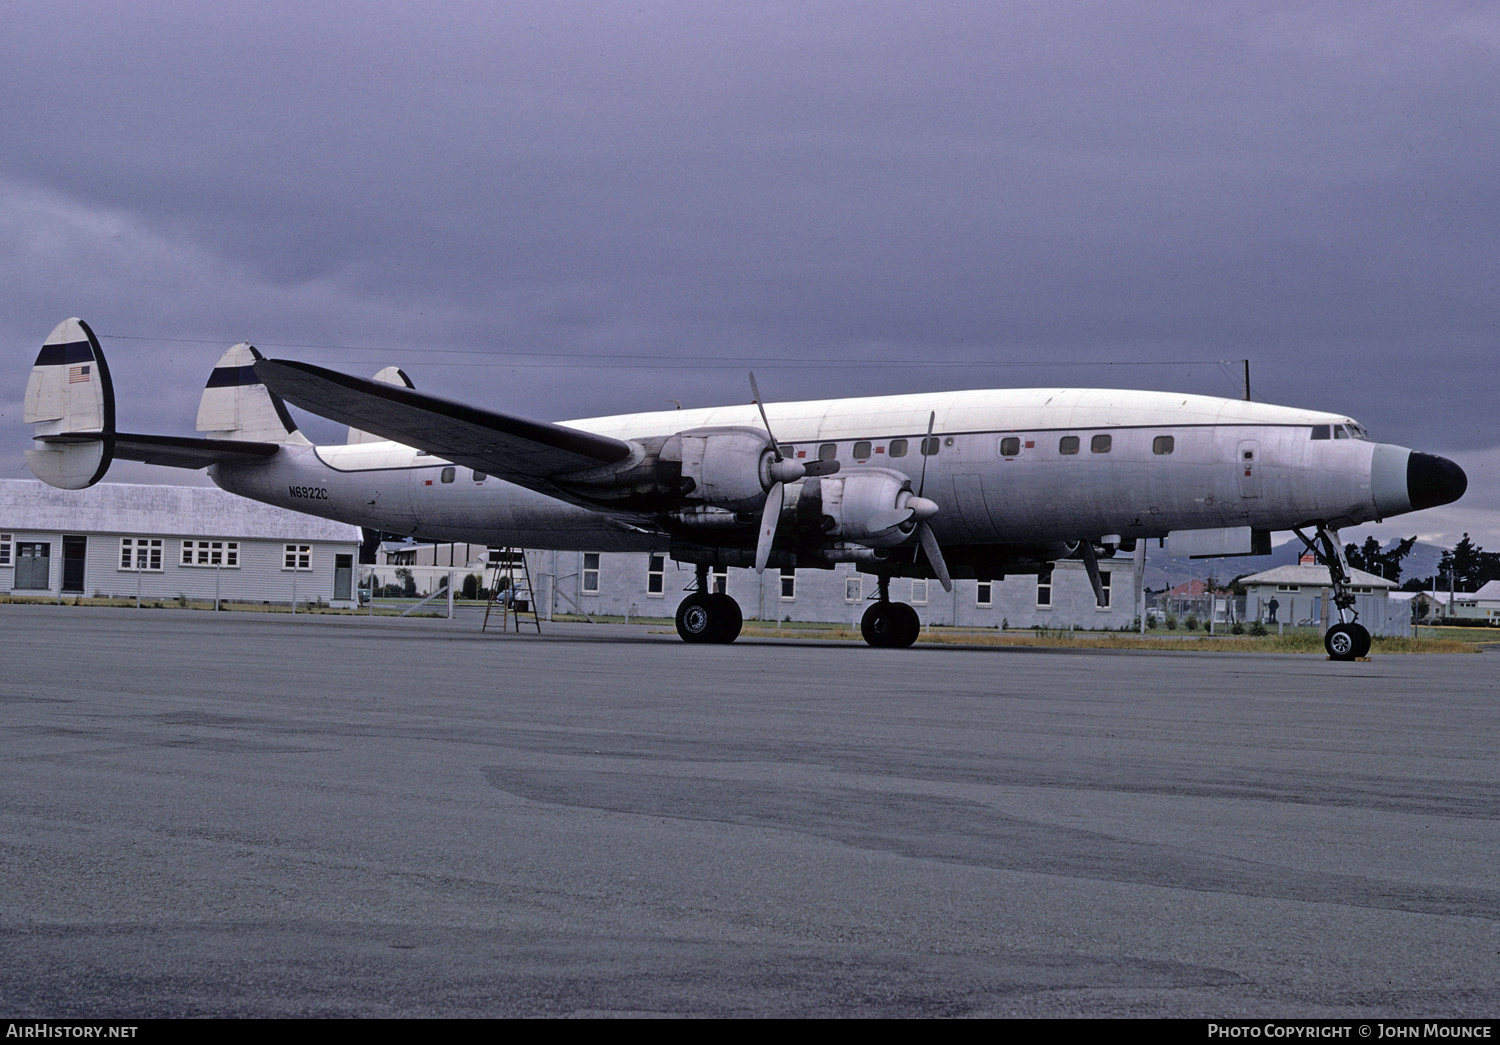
[207,387,1403,551]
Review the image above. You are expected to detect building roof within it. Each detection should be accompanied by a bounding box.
[0,479,362,542]
[1239,563,1395,588]
[1473,580,1500,601]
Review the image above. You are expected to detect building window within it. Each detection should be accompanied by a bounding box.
[711,565,728,594]
[1096,570,1111,609]
[889,439,908,458]
[780,568,796,600]
[852,441,871,460]
[911,579,928,605]
[182,540,239,568]
[283,544,312,570]
[845,575,862,603]
[1091,434,1112,454]
[581,552,600,594]
[1153,435,1175,455]
[1037,566,1053,607]
[1277,584,1299,592]
[1059,435,1079,455]
[119,537,163,572]
[999,436,1021,457]
[647,553,665,596]
[976,581,992,606]
[0,533,10,566]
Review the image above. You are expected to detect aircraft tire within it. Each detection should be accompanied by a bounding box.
[862,602,921,648]
[1325,623,1361,661]
[1351,622,1371,658]
[675,593,716,643]
[705,592,742,643]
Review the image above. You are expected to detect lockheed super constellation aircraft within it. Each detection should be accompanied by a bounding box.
[24,318,1466,657]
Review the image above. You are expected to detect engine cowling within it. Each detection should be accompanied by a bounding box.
[803,467,934,547]
[668,426,802,510]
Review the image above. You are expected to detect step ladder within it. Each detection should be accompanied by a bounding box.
[482,548,541,634]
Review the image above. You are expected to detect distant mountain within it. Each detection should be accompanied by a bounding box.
[1140,537,1447,591]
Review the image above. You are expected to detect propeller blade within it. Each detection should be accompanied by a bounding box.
[801,459,840,477]
[755,482,783,573]
[917,410,935,497]
[1079,539,1106,606]
[748,371,782,461]
[917,521,952,592]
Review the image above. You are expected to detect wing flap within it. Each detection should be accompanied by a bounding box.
[255,359,633,482]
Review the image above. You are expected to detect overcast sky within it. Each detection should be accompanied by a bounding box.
[2,1,1495,547]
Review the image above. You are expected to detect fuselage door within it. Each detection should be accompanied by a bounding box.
[1237,440,1262,498]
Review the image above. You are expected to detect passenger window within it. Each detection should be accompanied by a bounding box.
[1310,425,1330,440]
[1152,436,1174,455]
[1090,434,1111,454]
[853,441,872,459]
[473,470,487,482]
[888,439,908,458]
[922,437,940,457]
[777,444,794,458]
[818,443,838,461]
[440,467,455,483]
[1059,435,1079,455]
[999,437,1020,457]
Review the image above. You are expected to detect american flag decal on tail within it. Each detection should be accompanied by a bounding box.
[68,365,91,383]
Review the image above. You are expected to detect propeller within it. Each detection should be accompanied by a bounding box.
[749,373,806,573]
[912,411,952,592]
[1078,538,1106,606]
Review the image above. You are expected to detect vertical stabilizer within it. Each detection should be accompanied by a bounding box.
[347,366,415,443]
[196,343,311,444]
[24,318,115,489]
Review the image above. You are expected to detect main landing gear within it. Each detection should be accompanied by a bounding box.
[675,564,743,644]
[860,576,921,648]
[1294,524,1371,662]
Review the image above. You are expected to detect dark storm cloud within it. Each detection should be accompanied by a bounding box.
[3,0,1497,509]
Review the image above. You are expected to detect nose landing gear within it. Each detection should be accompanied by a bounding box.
[1295,524,1372,661]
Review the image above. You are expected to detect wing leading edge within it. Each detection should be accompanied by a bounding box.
[254,359,635,486]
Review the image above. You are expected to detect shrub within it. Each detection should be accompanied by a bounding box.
[1183,613,1198,631]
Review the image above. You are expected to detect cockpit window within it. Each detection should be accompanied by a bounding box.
[1334,424,1349,439]
[1310,425,1330,440]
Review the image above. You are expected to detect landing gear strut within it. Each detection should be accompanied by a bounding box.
[675,564,743,644]
[861,575,922,648]
[1294,524,1371,661]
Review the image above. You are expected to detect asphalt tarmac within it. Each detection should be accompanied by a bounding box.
[1,604,1497,1017]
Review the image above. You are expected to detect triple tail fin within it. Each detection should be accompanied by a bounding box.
[346,366,415,443]
[196,343,311,444]
[23,318,115,489]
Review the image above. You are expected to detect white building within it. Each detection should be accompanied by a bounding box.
[0,480,362,608]
[1239,556,1407,635]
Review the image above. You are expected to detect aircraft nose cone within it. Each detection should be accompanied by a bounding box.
[1408,452,1467,511]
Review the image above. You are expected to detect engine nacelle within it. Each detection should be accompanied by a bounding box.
[807,467,923,547]
[668,426,774,510]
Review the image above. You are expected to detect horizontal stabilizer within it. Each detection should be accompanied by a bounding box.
[32,432,281,471]
[255,359,634,484]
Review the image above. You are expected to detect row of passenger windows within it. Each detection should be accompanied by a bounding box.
[781,433,1177,460]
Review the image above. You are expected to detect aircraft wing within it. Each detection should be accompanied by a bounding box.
[254,359,634,484]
